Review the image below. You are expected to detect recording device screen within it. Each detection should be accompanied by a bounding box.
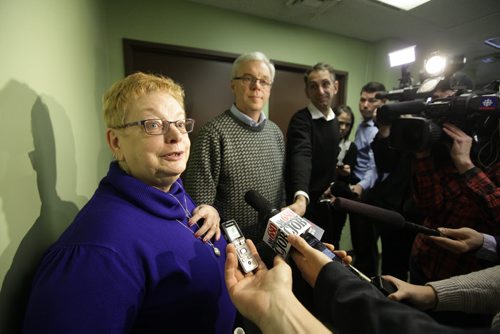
[221,220,258,273]
[225,224,241,241]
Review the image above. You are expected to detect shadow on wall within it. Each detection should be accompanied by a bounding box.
[0,81,79,333]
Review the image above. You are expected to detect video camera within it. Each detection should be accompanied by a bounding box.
[376,50,499,152]
[377,84,500,152]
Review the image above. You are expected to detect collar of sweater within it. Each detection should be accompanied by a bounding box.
[103,161,194,222]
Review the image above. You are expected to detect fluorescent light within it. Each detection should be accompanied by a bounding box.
[376,0,431,10]
[388,45,416,67]
[484,37,500,49]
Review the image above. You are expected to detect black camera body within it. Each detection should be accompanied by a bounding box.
[378,87,500,152]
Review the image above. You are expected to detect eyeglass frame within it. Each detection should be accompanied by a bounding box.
[112,118,195,135]
[233,75,273,88]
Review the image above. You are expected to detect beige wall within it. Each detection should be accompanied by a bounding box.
[0,0,401,330]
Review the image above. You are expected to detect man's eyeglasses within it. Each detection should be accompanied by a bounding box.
[233,75,272,88]
[114,118,195,135]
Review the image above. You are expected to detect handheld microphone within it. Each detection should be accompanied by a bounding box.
[245,190,312,258]
[244,190,371,282]
[334,197,441,236]
[244,190,279,218]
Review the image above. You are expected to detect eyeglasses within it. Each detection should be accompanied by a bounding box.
[114,118,195,135]
[233,75,272,88]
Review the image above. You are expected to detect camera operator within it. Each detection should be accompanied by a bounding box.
[359,102,421,279]
[409,118,500,327]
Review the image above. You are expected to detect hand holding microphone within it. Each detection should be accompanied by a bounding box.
[244,190,371,282]
[288,234,350,288]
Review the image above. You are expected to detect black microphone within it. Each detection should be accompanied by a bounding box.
[244,190,371,282]
[334,197,441,236]
[244,190,280,218]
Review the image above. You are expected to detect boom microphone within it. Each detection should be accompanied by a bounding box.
[334,197,440,236]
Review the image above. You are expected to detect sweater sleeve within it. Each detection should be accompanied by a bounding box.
[183,123,221,206]
[428,265,500,315]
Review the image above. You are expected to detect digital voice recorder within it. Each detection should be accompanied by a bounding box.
[221,220,259,273]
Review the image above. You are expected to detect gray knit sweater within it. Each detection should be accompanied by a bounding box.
[428,265,500,328]
[184,110,285,242]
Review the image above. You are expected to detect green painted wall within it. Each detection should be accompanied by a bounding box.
[104,0,378,114]
[0,0,109,331]
[0,0,399,330]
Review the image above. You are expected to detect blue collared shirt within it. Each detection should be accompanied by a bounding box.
[353,119,378,190]
[230,104,266,127]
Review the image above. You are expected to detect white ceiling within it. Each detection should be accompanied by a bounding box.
[187,0,500,87]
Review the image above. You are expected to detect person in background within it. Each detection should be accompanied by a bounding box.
[185,51,303,257]
[23,72,236,333]
[348,81,385,277]
[285,62,341,245]
[355,94,419,280]
[329,104,358,249]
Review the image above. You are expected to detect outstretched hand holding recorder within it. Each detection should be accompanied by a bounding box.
[221,220,258,273]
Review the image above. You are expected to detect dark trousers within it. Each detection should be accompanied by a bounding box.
[305,199,347,249]
[349,212,379,278]
[379,225,414,279]
[350,215,415,280]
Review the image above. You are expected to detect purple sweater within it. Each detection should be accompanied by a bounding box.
[23,162,236,333]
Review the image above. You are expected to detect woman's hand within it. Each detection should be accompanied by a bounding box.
[190,204,221,241]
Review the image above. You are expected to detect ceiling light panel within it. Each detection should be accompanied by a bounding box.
[375,0,431,11]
